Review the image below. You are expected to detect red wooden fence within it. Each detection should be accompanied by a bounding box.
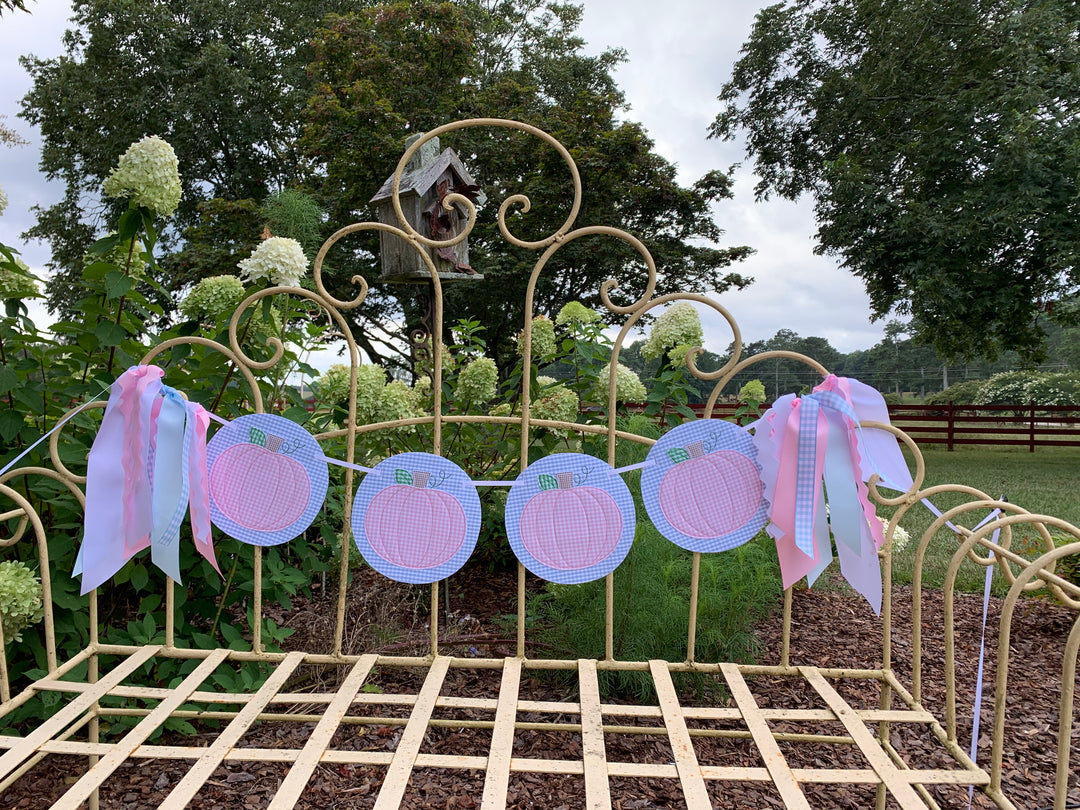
[678,402,1080,451]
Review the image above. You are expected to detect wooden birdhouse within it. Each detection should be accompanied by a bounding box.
[370,135,486,284]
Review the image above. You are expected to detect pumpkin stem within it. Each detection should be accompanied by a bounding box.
[265,434,283,454]
[555,471,574,490]
[412,470,431,489]
[687,440,705,459]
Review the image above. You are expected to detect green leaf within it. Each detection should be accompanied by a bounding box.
[0,366,18,396]
[130,563,149,591]
[394,469,413,485]
[538,473,558,491]
[282,406,310,425]
[87,233,120,257]
[93,322,126,347]
[0,411,24,442]
[249,427,267,446]
[104,271,133,300]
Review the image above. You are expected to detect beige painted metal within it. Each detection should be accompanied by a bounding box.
[0,118,1077,809]
[649,659,711,806]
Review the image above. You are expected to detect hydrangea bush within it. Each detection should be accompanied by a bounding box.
[595,361,647,403]
[0,561,44,644]
[642,302,703,364]
[102,135,182,218]
[0,257,40,301]
[237,236,309,288]
[180,275,246,322]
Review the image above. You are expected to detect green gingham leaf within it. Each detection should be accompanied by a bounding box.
[667,447,691,464]
[538,474,558,491]
[248,427,266,446]
[394,469,413,485]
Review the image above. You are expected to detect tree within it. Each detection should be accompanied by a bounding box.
[0,0,31,16]
[721,329,842,399]
[20,0,354,317]
[712,0,1080,363]
[303,0,753,372]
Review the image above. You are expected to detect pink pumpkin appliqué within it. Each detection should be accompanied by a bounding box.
[364,471,466,569]
[658,441,762,539]
[520,472,622,570]
[210,434,311,533]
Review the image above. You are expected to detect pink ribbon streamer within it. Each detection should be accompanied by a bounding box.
[187,403,222,577]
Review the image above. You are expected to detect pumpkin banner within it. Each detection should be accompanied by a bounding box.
[350,452,481,584]
[74,366,907,603]
[640,419,769,554]
[206,413,329,547]
[505,453,636,584]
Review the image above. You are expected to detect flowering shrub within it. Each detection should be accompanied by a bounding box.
[594,361,647,403]
[0,258,40,300]
[974,371,1041,405]
[238,236,308,288]
[516,315,557,359]
[85,235,148,280]
[0,561,44,644]
[313,364,352,407]
[0,181,7,216]
[555,301,600,326]
[456,357,498,404]
[102,135,182,218]
[642,302,703,365]
[180,275,246,322]
[1024,372,1080,407]
[532,377,579,424]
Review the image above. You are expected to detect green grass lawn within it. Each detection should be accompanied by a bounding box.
[883,445,1080,595]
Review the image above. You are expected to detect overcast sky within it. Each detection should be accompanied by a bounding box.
[0,0,888,362]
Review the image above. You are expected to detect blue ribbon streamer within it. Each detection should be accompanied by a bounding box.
[150,388,190,583]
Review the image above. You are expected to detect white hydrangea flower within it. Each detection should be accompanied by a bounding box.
[555,301,600,326]
[456,356,498,404]
[313,364,352,407]
[0,560,44,644]
[642,302,704,364]
[0,181,8,217]
[180,275,246,322]
[532,381,579,424]
[237,236,308,288]
[880,517,911,554]
[515,315,557,359]
[102,135,182,218]
[595,361,647,403]
[0,258,41,300]
[354,363,387,424]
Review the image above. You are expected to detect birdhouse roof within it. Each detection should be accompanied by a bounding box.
[369,147,486,205]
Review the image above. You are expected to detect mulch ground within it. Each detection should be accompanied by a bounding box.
[3,563,1078,809]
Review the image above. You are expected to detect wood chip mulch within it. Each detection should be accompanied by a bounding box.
[3,566,1078,810]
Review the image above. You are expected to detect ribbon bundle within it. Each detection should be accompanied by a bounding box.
[75,365,221,594]
[752,375,912,614]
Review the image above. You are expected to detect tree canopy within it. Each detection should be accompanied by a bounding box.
[19,0,753,372]
[712,0,1080,363]
[302,0,754,370]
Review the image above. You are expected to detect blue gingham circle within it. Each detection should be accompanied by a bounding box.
[641,419,768,554]
[351,453,481,584]
[206,413,328,547]
[506,453,636,584]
